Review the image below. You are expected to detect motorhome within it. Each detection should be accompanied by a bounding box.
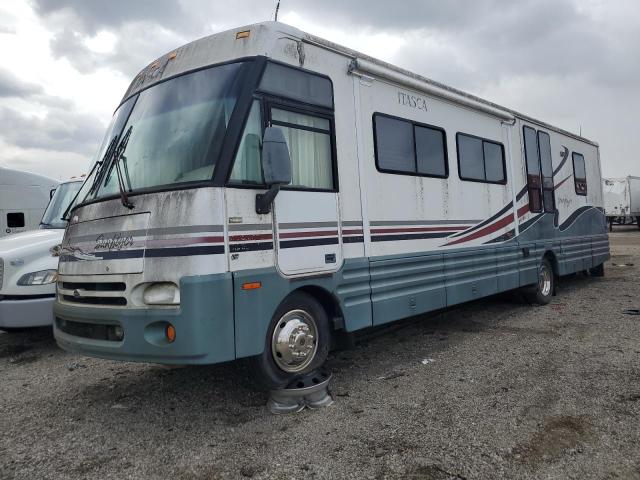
[0,179,83,330]
[0,167,59,238]
[603,176,640,230]
[53,22,609,387]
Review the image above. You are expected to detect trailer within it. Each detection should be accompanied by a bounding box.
[53,22,609,388]
[0,167,59,238]
[603,176,640,230]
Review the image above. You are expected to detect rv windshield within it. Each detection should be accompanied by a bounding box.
[88,61,248,201]
[41,181,83,229]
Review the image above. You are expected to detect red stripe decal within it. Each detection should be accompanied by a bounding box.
[342,229,364,235]
[371,226,465,234]
[446,206,529,246]
[279,230,338,239]
[229,233,273,242]
[145,236,224,248]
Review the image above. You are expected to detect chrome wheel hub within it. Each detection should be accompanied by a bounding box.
[271,310,318,373]
[539,265,552,296]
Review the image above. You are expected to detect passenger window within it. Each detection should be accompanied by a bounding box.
[270,108,333,190]
[374,115,415,173]
[415,125,447,177]
[538,131,555,212]
[572,152,587,195]
[456,133,505,183]
[259,62,333,109]
[229,100,264,185]
[7,212,25,228]
[373,113,448,178]
[523,126,542,213]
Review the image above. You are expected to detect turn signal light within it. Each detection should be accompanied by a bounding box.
[166,324,176,343]
[242,282,262,290]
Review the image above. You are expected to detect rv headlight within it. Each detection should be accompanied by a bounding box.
[17,269,58,286]
[143,282,180,305]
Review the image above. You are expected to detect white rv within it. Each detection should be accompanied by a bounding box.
[53,22,608,387]
[0,167,59,238]
[603,176,640,229]
[0,179,83,330]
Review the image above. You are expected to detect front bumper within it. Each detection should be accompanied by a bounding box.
[53,273,234,364]
[0,296,55,329]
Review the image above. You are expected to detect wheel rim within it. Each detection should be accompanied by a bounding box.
[539,264,552,296]
[271,309,318,373]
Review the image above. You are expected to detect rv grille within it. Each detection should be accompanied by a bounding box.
[0,258,3,290]
[58,281,127,307]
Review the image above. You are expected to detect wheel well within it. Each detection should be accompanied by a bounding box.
[294,285,344,331]
[543,250,559,276]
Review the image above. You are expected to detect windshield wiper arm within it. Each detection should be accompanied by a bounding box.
[112,126,135,209]
[61,141,117,222]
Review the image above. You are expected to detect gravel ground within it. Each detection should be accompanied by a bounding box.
[2,228,640,480]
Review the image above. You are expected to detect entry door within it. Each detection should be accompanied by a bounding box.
[268,104,342,276]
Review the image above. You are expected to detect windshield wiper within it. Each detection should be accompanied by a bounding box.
[61,141,117,222]
[111,126,135,209]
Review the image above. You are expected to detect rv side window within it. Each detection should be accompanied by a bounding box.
[7,212,25,228]
[523,126,542,213]
[538,131,556,212]
[259,62,333,108]
[572,152,587,195]
[229,100,264,185]
[270,108,334,190]
[373,113,448,178]
[456,133,506,184]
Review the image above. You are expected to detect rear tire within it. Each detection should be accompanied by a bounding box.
[524,257,554,305]
[249,291,330,390]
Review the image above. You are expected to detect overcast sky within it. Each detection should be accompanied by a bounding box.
[0,0,637,180]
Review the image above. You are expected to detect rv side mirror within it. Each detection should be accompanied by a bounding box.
[256,127,292,215]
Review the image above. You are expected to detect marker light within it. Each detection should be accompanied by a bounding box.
[236,30,250,39]
[242,282,262,290]
[166,324,176,343]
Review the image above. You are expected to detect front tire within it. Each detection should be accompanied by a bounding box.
[524,257,554,305]
[249,291,330,389]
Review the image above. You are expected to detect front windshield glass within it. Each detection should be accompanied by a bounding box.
[89,61,247,200]
[41,182,83,229]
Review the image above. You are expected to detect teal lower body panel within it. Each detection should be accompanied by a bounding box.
[233,258,372,359]
[54,273,235,365]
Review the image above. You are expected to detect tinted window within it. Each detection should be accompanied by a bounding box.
[458,135,484,180]
[271,108,333,190]
[573,152,587,195]
[7,212,25,228]
[374,115,415,173]
[523,126,540,175]
[483,142,505,182]
[374,114,448,177]
[457,133,506,183]
[415,126,447,176]
[229,100,263,185]
[537,131,555,213]
[259,62,333,108]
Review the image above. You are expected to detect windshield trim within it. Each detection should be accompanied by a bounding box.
[71,56,266,215]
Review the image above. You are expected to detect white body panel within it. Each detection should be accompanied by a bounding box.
[604,176,640,217]
[0,229,63,328]
[0,167,59,237]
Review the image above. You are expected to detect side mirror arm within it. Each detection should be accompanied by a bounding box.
[255,184,282,215]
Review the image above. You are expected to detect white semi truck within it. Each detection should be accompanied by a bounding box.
[603,176,640,230]
[0,179,83,330]
[0,167,59,238]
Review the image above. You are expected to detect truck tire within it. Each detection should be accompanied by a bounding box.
[249,291,330,389]
[524,257,554,305]
[589,263,605,277]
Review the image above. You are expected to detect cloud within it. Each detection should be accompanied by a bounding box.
[0,68,43,97]
[0,105,104,156]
